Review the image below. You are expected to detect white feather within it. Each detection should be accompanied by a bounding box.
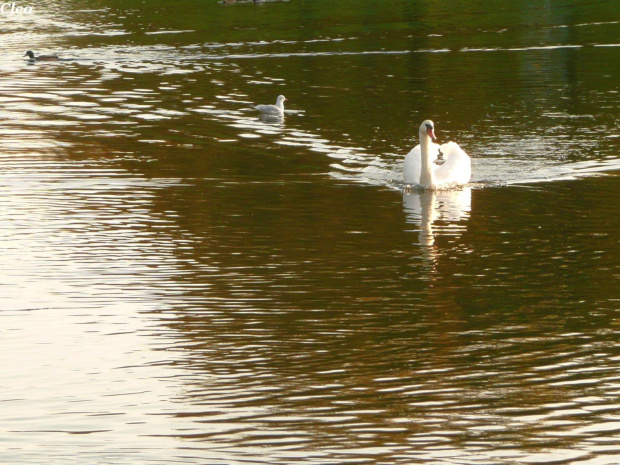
[255,95,286,115]
[404,121,471,188]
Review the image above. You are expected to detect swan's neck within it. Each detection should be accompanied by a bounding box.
[276,100,285,111]
[419,135,435,188]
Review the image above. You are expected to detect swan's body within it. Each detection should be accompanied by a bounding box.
[24,51,59,62]
[404,120,471,188]
[255,95,286,116]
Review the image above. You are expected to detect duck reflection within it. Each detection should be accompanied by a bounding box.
[403,187,472,256]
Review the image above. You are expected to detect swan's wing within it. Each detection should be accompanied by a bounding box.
[435,141,471,186]
[403,143,440,185]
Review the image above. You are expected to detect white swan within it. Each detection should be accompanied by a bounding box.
[255,95,286,116]
[404,120,471,188]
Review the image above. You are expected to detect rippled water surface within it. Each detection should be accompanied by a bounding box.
[1,1,619,464]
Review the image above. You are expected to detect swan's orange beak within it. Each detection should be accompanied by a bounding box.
[427,127,436,140]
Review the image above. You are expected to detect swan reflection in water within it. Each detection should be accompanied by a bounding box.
[403,187,472,261]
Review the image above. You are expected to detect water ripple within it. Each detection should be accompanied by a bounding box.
[1,3,619,464]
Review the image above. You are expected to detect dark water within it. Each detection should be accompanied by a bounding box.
[1,1,619,464]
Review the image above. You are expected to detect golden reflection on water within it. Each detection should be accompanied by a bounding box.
[0,1,619,464]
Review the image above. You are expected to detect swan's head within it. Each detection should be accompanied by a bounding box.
[24,51,35,59]
[419,120,436,141]
[277,95,286,103]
